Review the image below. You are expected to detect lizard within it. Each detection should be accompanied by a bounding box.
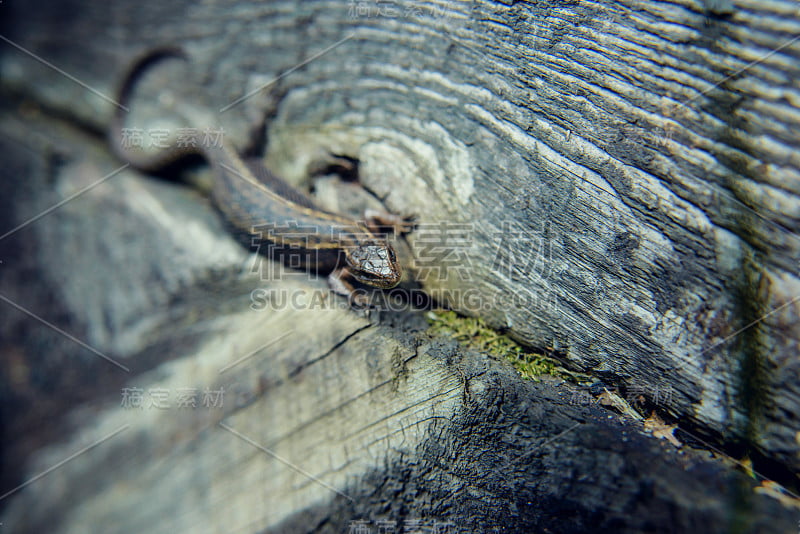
[109,47,412,307]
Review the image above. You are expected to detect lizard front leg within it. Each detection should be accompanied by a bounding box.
[328,267,371,308]
[363,209,416,236]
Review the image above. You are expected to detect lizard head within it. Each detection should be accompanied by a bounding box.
[345,242,402,289]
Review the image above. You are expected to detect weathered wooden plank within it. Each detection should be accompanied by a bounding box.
[257,0,798,471]
[0,120,793,528]
[0,112,795,530]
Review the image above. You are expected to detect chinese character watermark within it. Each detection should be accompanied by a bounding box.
[626,380,673,408]
[347,518,456,534]
[346,1,449,21]
[121,387,225,409]
[118,127,225,151]
[414,222,474,283]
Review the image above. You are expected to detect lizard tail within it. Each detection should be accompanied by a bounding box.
[108,46,195,172]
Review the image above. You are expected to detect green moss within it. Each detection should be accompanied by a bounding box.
[426,310,589,382]
[732,251,769,448]
[692,61,772,458]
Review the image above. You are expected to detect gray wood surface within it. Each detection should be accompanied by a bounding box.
[1,0,799,531]
[0,112,794,531]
